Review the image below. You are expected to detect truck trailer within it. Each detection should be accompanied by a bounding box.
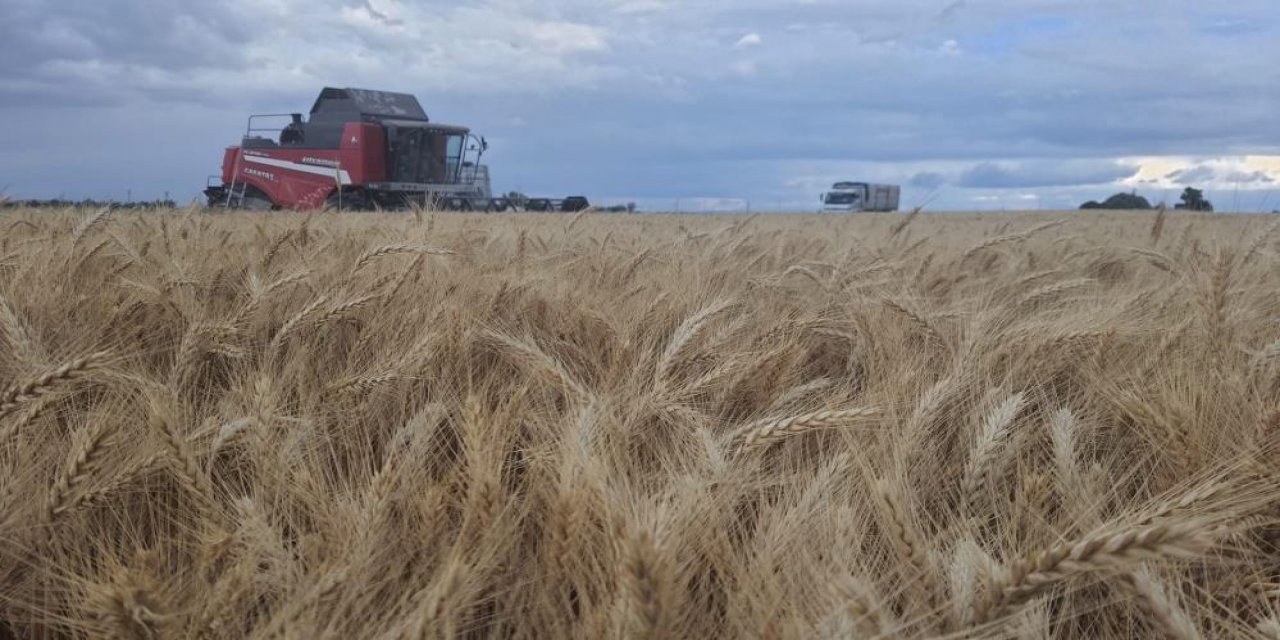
[204,87,589,212]
[821,182,900,213]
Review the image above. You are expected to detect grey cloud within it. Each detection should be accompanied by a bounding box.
[909,172,947,189]
[1166,165,1276,186]
[938,1,966,22]
[1222,170,1275,184]
[1165,166,1217,184]
[958,161,1139,189]
[361,1,405,26]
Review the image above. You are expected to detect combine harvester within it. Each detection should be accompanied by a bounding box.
[204,87,589,212]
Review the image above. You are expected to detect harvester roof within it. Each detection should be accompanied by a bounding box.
[309,87,430,122]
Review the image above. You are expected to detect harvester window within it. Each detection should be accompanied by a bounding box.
[388,128,468,184]
[445,135,464,182]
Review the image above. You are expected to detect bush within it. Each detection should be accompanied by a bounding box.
[1079,192,1152,210]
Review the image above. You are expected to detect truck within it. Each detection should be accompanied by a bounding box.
[204,87,589,212]
[820,182,900,213]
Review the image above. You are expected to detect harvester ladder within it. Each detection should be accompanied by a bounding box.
[224,151,246,208]
[227,182,249,208]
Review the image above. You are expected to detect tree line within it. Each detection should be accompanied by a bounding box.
[1080,187,1213,212]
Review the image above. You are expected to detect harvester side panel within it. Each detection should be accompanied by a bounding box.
[219,123,388,209]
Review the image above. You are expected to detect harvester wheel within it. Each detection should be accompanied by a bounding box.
[237,186,275,210]
[324,190,368,212]
[561,196,590,212]
[242,195,274,211]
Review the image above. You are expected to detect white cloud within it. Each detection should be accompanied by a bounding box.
[1120,156,1280,190]
[734,33,763,49]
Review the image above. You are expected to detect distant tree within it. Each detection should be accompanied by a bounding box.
[1079,191,1152,210]
[1174,187,1213,212]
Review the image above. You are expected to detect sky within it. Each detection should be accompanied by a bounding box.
[1,0,1279,212]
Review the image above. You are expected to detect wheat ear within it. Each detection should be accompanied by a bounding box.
[734,407,879,452]
[655,298,733,386]
[71,205,113,244]
[149,407,214,502]
[883,298,945,345]
[871,477,945,625]
[963,393,1025,519]
[974,522,1215,625]
[0,351,108,422]
[619,528,673,639]
[46,421,116,521]
[1120,567,1203,640]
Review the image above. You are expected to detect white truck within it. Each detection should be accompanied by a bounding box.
[821,182,900,212]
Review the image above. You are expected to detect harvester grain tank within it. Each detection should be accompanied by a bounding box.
[821,182,900,212]
[204,87,589,212]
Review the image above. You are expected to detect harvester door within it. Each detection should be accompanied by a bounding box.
[387,125,427,184]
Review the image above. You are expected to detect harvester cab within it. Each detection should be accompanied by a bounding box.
[204,87,587,212]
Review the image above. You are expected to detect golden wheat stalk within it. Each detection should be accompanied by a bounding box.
[733,407,880,453]
[148,407,214,502]
[0,351,109,423]
[46,421,116,521]
[353,244,453,273]
[71,206,113,245]
[882,298,944,345]
[869,475,947,629]
[1019,278,1093,308]
[618,528,673,639]
[963,393,1025,518]
[975,522,1217,625]
[1119,567,1203,640]
[655,298,733,387]
[68,455,161,514]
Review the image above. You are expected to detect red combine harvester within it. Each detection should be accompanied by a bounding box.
[204,87,589,212]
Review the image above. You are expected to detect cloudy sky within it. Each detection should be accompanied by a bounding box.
[2,0,1279,211]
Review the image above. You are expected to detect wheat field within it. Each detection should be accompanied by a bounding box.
[0,206,1279,639]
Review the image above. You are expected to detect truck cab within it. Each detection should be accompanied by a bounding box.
[822,188,863,212]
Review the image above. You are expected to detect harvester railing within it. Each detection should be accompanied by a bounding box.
[244,114,302,141]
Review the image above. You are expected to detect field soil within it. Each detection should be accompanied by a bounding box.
[1,207,1279,638]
